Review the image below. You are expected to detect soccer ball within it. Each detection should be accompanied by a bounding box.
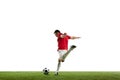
[43,68,49,75]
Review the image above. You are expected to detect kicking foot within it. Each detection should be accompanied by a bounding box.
[71,45,76,49]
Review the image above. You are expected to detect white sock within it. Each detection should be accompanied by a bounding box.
[56,62,61,72]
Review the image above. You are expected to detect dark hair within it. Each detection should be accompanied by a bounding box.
[54,30,60,33]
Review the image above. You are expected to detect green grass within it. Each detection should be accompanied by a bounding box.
[0,71,120,80]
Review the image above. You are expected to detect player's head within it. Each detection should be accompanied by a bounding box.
[54,30,60,37]
[54,30,60,33]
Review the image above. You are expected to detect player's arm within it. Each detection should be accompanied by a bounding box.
[70,36,80,39]
[60,33,67,38]
[60,33,81,39]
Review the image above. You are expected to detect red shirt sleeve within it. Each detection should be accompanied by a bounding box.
[57,33,71,39]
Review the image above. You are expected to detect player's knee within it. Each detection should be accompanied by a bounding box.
[62,60,64,62]
[58,59,64,62]
[58,59,61,62]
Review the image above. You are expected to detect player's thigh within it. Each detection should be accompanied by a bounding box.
[58,50,67,59]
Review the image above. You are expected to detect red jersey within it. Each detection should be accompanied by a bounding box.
[57,33,71,50]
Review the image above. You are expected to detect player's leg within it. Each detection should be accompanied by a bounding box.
[55,60,61,75]
[63,45,76,61]
[55,50,66,75]
[55,50,62,75]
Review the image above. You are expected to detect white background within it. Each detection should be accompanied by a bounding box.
[0,0,120,71]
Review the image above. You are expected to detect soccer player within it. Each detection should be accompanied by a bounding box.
[54,30,80,75]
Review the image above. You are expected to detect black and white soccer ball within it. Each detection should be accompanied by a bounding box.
[43,68,49,75]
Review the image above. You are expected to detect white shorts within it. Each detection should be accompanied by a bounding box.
[58,50,67,60]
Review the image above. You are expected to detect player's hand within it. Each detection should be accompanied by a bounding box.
[64,33,67,35]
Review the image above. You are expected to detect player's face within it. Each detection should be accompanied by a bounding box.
[54,32,59,37]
